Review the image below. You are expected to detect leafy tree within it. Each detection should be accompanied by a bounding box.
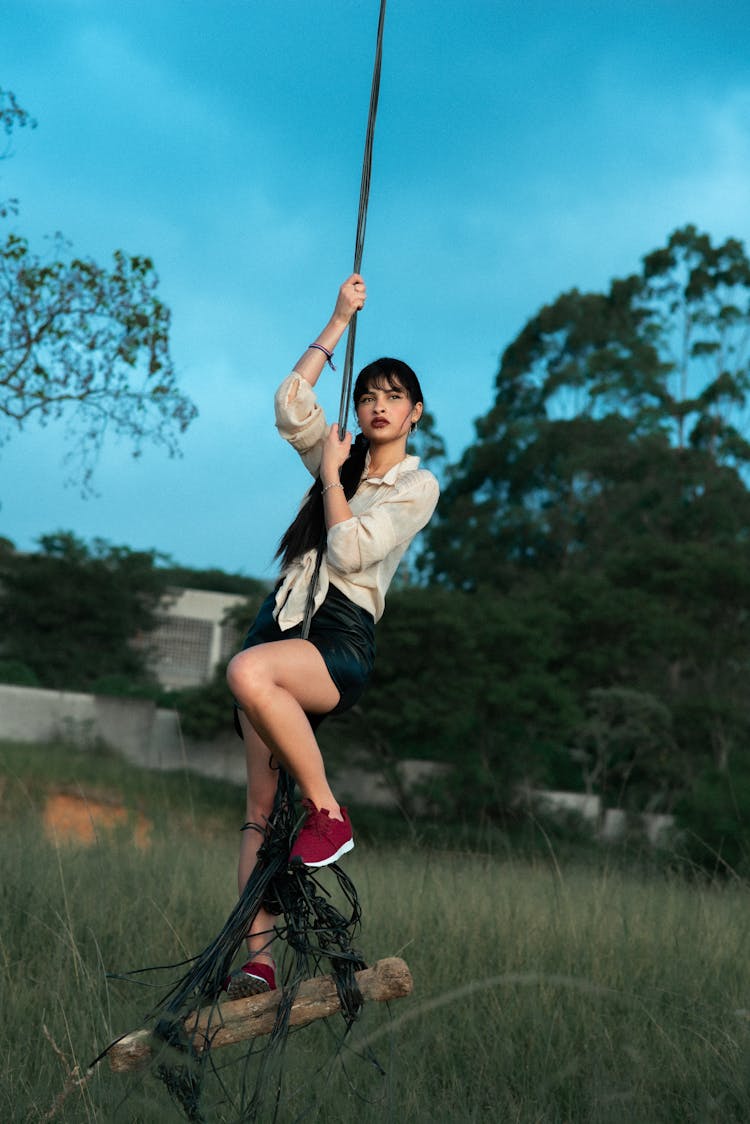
[0,88,196,489]
[674,760,750,876]
[0,532,169,690]
[570,687,679,812]
[1,235,198,489]
[0,659,39,686]
[158,565,268,598]
[421,226,750,810]
[349,585,580,818]
[428,225,750,587]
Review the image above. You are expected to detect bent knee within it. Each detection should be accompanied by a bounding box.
[227,648,273,702]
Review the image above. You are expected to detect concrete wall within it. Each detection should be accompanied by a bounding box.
[0,683,246,782]
[0,684,452,809]
[0,685,676,839]
[524,786,675,845]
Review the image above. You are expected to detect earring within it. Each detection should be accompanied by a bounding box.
[410,421,419,434]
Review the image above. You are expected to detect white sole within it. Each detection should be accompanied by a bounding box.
[297,837,355,870]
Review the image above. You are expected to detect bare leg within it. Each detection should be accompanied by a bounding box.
[227,639,345,962]
[237,711,280,964]
[227,639,344,817]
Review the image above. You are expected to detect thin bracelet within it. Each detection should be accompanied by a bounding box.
[321,481,344,495]
[307,342,336,370]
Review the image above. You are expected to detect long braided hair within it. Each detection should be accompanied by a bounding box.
[276,357,424,570]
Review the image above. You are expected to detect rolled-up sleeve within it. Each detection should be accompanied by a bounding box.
[326,472,439,574]
[274,372,327,476]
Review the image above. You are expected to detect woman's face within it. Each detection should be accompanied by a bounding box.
[355,378,423,444]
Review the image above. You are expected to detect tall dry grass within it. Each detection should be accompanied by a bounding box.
[2,741,750,1122]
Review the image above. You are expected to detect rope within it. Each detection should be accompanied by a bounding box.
[336,0,388,440]
[302,0,387,641]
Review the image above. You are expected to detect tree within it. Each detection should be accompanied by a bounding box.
[0,532,169,690]
[348,585,580,819]
[0,89,197,489]
[428,226,750,588]
[157,565,268,598]
[392,406,447,587]
[421,226,750,808]
[570,687,679,812]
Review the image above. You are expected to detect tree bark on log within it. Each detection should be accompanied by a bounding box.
[107,956,413,1073]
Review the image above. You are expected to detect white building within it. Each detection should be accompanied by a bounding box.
[148,588,250,689]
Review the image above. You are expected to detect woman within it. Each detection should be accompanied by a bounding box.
[225,274,439,997]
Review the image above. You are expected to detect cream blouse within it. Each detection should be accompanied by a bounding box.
[272,371,440,629]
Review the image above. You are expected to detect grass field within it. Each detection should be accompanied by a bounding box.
[2,739,750,1122]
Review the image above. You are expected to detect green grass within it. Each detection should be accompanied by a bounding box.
[3,740,750,1122]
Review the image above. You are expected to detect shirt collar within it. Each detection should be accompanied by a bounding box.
[363,451,421,485]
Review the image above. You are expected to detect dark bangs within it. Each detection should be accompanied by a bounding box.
[353,358,423,407]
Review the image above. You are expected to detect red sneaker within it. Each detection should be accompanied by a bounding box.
[224,959,276,1001]
[289,800,354,869]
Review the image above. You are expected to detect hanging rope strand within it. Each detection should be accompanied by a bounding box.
[303,0,387,641]
[336,0,387,439]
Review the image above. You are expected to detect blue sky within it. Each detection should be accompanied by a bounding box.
[2,0,750,579]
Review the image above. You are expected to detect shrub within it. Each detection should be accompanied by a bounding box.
[674,761,750,875]
[0,659,39,686]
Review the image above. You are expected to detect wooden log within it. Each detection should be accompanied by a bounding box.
[108,956,413,1074]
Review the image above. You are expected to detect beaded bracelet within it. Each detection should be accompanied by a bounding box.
[308,342,336,370]
[321,481,344,495]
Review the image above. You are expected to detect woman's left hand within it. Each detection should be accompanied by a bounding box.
[320,424,353,482]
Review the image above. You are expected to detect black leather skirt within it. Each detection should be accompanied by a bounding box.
[233,582,375,737]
